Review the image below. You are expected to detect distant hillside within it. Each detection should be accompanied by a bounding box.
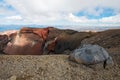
[82,29,120,48]
[0,25,120,32]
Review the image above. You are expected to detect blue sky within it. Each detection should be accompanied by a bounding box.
[75,8,116,19]
[0,0,120,26]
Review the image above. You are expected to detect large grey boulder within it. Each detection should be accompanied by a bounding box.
[69,44,113,68]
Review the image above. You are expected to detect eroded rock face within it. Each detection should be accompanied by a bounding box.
[69,44,113,68]
[0,35,9,51]
[1,27,95,55]
[3,27,49,55]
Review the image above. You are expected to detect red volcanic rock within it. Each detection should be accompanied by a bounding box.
[0,35,9,51]
[20,27,49,40]
[4,27,49,55]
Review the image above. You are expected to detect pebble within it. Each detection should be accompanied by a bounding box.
[9,75,17,80]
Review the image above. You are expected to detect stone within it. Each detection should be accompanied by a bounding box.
[9,75,17,80]
[69,44,113,68]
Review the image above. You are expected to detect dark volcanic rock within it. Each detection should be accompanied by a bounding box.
[0,35,9,51]
[45,28,96,54]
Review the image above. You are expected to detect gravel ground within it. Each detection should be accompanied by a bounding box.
[0,48,120,80]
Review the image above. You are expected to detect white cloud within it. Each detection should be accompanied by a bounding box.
[99,14,120,23]
[5,15,22,20]
[67,13,120,24]
[67,13,98,23]
[2,0,120,25]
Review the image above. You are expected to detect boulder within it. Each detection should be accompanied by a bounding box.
[69,44,113,68]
